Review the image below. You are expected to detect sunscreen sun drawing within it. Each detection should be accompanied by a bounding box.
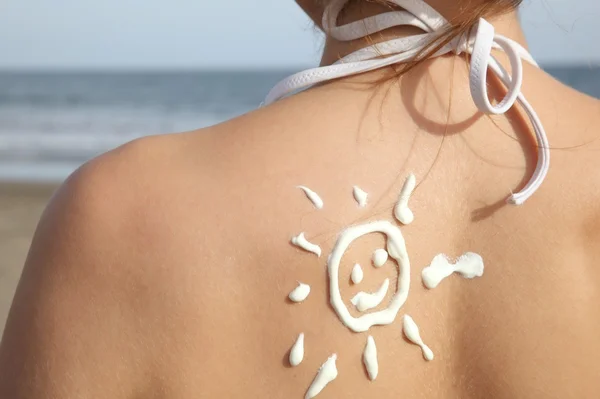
[289,175,485,399]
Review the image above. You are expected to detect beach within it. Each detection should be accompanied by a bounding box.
[0,182,57,332]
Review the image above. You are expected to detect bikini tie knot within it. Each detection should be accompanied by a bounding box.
[264,1,550,205]
[451,33,470,55]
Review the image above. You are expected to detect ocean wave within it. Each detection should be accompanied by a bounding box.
[0,161,79,183]
[0,132,147,162]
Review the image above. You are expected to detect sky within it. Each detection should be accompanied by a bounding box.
[0,0,599,70]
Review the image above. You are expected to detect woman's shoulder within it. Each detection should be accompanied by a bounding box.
[0,128,246,395]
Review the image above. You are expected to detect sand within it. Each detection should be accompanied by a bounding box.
[0,182,58,334]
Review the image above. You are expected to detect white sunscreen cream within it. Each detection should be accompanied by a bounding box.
[422,252,484,289]
[351,263,364,284]
[291,233,322,257]
[305,354,338,399]
[403,315,434,361]
[289,333,305,367]
[298,186,324,209]
[363,335,378,381]
[353,186,368,207]
[351,278,390,312]
[394,173,416,225]
[289,282,311,303]
[372,249,388,267]
[328,221,410,333]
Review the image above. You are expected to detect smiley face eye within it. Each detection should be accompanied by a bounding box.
[372,248,389,267]
[351,263,364,284]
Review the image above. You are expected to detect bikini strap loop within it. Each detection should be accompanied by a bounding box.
[470,19,524,115]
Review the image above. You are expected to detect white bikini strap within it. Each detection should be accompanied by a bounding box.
[264,0,549,205]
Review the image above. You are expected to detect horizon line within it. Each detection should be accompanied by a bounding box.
[0,62,598,74]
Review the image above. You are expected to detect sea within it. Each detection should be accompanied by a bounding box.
[0,66,598,182]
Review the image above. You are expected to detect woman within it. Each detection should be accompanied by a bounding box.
[1,0,599,397]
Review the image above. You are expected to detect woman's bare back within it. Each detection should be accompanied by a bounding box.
[1,52,599,398]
